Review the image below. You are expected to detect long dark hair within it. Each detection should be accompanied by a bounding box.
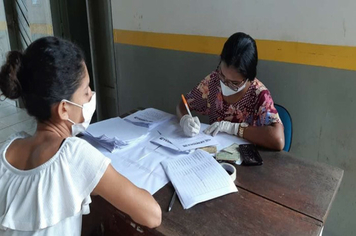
[220,32,258,81]
[0,37,85,122]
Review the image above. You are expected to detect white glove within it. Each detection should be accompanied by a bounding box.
[204,121,240,136]
[180,114,201,137]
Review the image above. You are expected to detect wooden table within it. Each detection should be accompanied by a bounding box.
[82,112,343,236]
[82,149,343,236]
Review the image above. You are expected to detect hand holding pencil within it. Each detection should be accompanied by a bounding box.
[180,94,201,137]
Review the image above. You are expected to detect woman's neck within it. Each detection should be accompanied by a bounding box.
[36,120,72,139]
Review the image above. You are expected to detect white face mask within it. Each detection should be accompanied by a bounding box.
[62,92,96,136]
[220,80,248,96]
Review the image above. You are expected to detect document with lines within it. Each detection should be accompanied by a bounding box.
[161,150,238,209]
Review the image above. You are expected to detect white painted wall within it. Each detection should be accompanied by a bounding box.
[111,0,356,47]
[0,0,52,24]
[0,0,6,21]
[26,0,53,25]
[0,0,10,65]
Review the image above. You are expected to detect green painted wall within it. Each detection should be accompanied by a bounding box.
[115,43,355,236]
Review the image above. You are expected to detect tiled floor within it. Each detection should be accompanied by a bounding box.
[0,99,36,146]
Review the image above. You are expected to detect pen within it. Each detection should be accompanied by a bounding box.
[168,191,177,212]
[181,94,192,117]
[137,152,151,161]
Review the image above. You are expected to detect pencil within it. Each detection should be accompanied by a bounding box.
[181,94,192,117]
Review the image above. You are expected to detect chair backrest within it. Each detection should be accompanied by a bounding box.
[274,104,292,152]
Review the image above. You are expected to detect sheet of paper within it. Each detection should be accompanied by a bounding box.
[151,136,181,151]
[86,117,148,141]
[161,150,238,209]
[170,134,218,151]
[126,108,174,123]
[151,119,219,151]
[124,108,174,129]
[165,127,219,151]
[81,135,169,195]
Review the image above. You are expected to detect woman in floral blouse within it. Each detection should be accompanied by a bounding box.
[177,32,285,151]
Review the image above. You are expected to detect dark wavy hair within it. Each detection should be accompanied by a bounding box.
[0,37,85,122]
[220,32,258,81]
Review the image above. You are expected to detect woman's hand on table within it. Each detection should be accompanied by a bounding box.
[204,121,240,136]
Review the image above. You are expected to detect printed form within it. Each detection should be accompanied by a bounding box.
[161,150,238,209]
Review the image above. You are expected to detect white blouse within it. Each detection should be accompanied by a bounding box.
[0,132,111,236]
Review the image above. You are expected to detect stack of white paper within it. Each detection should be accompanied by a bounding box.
[84,117,149,152]
[161,150,238,209]
[124,108,174,130]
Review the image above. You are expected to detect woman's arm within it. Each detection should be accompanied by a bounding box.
[243,122,285,151]
[92,165,162,228]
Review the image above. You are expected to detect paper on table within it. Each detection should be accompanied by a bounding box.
[152,136,183,152]
[124,108,174,130]
[84,117,149,152]
[151,120,219,152]
[86,117,148,140]
[161,149,238,209]
[110,146,170,192]
[81,134,170,195]
[169,133,218,151]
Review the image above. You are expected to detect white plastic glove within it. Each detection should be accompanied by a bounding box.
[180,114,201,137]
[204,121,240,136]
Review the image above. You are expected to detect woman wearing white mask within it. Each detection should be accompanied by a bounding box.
[177,32,284,151]
[0,37,161,235]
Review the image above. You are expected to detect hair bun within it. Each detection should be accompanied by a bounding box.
[0,51,24,99]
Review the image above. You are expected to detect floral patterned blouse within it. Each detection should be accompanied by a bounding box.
[185,71,282,126]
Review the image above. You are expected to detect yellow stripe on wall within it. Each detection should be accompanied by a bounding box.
[0,21,53,35]
[0,21,7,31]
[114,29,356,71]
[30,24,53,35]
